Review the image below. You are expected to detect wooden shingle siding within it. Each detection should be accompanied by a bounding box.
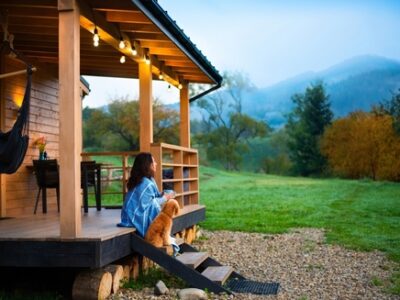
[1,57,60,216]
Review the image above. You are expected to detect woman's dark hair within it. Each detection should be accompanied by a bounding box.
[127,152,155,190]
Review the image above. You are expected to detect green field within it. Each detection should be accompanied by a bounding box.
[198,166,400,293]
[198,166,400,262]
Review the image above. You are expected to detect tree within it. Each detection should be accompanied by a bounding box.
[262,129,292,175]
[286,82,333,176]
[83,97,179,151]
[321,111,400,181]
[194,71,269,170]
[374,89,400,134]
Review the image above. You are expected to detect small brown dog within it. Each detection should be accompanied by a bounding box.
[145,199,180,247]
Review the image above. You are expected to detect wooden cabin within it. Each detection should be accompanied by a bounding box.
[0,0,222,273]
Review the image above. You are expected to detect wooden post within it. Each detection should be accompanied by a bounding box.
[122,154,128,199]
[139,61,153,152]
[58,0,82,238]
[180,84,190,148]
[0,57,5,217]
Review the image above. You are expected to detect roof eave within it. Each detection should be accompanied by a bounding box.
[130,0,223,86]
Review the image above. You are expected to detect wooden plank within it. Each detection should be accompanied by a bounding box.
[139,61,153,152]
[151,143,197,153]
[0,56,6,217]
[180,84,190,148]
[202,266,233,285]
[119,23,160,33]
[58,0,82,238]
[176,252,208,269]
[132,32,169,41]
[149,48,186,57]
[0,0,56,9]
[140,40,176,49]
[150,145,162,191]
[106,11,152,24]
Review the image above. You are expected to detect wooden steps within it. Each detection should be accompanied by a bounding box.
[176,252,208,268]
[202,266,233,285]
[130,234,244,294]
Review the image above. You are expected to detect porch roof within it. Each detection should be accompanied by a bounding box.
[0,0,222,87]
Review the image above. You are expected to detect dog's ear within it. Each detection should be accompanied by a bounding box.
[174,201,180,216]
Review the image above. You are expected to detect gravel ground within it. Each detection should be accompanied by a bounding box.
[111,229,399,300]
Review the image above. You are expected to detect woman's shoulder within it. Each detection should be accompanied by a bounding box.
[138,177,156,189]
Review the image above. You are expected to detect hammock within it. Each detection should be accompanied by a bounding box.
[0,42,33,174]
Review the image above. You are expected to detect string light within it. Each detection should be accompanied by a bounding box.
[119,38,125,49]
[131,44,137,56]
[178,83,183,90]
[158,72,163,80]
[93,27,99,47]
[144,53,150,65]
[120,55,126,64]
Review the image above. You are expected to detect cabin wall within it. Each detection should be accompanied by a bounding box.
[1,57,60,216]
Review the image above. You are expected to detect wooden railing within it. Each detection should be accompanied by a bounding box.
[82,145,199,208]
[151,143,199,208]
[82,151,139,203]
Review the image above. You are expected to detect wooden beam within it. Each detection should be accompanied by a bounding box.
[77,0,181,87]
[7,25,58,35]
[0,0,56,9]
[132,33,169,41]
[139,61,153,152]
[0,57,5,217]
[106,11,152,24]
[148,48,185,57]
[139,40,176,49]
[119,23,159,33]
[7,7,58,18]
[180,84,190,148]
[90,0,139,11]
[58,0,82,238]
[165,61,196,67]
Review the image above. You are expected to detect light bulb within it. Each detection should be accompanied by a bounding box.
[93,28,99,47]
[144,54,150,65]
[178,83,183,90]
[120,55,126,64]
[119,39,125,49]
[158,73,163,80]
[131,47,137,56]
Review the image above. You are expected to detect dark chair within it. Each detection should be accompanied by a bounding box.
[81,161,101,213]
[33,159,60,214]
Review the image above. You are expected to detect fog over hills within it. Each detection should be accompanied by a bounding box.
[190,55,400,128]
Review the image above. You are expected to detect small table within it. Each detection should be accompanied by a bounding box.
[27,161,102,213]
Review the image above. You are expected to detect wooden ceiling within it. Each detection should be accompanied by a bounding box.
[0,0,217,85]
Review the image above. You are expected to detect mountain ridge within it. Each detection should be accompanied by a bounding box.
[191,54,400,127]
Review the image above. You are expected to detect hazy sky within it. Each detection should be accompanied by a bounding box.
[83,0,400,107]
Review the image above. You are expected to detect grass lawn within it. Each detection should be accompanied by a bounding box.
[199,166,400,262]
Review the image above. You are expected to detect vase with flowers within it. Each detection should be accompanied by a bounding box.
[34,137,47,160]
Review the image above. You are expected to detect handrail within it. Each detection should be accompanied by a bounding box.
[81,151,139,203]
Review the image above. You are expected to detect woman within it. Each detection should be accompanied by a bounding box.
[118,152,174,237]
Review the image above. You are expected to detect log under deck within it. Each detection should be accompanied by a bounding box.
[0,205,205,268]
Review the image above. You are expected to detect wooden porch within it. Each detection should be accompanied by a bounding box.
[0,0,221,283]
[0,205,205,268]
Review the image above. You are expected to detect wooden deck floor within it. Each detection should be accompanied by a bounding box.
[0,205,205,268]
[0,208,134,241]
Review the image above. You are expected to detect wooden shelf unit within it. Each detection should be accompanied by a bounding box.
[151,143,199,208]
